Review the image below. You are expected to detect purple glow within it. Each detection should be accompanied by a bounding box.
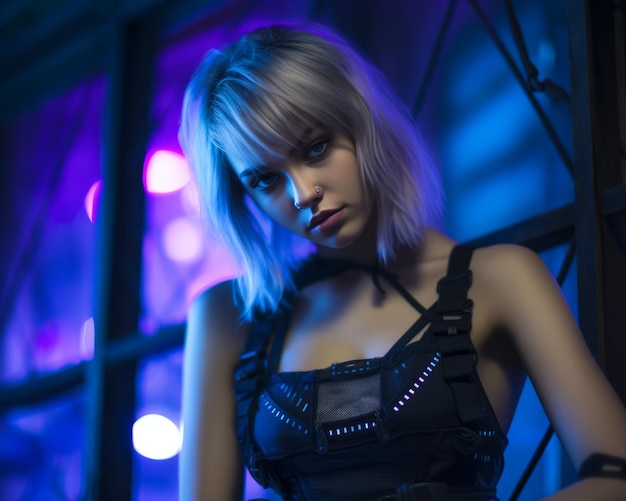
[35,320,61,352]
[180,182,201,216]
[144,150,190,195]
[161,217,204,263]
[185,265,238,307]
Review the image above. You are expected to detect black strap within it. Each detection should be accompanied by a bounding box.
[296,255,431,316]
[385,314,432,361]
[375,483,497,501]
[234,312,278,489]
[376,482,448,501]
[267,307,293,374]
[428,245,486,425]
[579,452,626,480]
[436,244,475,315]
[234,246,483,488]
[374,265,432,317]
[269,255,433,371]
[386,245,472,357]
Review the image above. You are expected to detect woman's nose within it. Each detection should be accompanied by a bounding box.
[292,180,323,210]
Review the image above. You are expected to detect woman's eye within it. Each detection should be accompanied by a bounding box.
[249,171,278,191]
[305,139,330,161]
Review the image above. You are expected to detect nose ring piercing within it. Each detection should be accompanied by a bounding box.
[293,186,322,210]
[295,186,322,210]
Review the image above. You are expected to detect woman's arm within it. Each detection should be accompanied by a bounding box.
[179,280,249,501]
[475,244,626,500]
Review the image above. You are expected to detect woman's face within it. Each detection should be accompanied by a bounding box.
[229,129,375,253]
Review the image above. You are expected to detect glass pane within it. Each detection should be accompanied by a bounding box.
[0,390,85,500]
[139,22,236,334]
[432,0,573,242]
[133,349,182,501]
[0,77,105,384]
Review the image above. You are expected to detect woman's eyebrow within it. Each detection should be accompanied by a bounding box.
[236,127,321,177]
[238,167,265,179]
[291,126,315,152]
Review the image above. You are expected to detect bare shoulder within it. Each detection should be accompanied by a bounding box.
[471,243,549,279]
[186,279,250,365]
[471,244,626,468]
[189,280,240,322]
[467,243,579,373]
[181,280,249,499]
[470,243,560,318]
[189,279,238,313]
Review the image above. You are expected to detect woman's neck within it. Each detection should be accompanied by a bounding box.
[314,213,379,265]
[313,226,445,270]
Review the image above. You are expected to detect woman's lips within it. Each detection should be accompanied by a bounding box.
[308,207,345,233]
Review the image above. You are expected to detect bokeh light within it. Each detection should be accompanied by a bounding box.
[84,179,102,223]
[80,317,94,359]
[161,217,204,263]
[132,414,181,460]
[144,150,190,195]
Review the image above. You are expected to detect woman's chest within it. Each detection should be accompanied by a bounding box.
[279,271,440,372]
[276,272,524,433]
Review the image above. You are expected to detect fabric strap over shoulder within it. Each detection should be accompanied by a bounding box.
[233,245,484,492]
[234,311,285,489]
[427,245,487,425]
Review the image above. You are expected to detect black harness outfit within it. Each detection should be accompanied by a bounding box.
[234,245,507,500]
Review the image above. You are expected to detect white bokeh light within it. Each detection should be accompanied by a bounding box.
[162,217,204,263]
[132,414,182,460]
[144,150,190,195]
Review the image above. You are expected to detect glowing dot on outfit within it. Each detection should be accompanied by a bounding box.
[84,180,102,223]
[162,217,204,263]
[132,414,181,460]
[144,150,190,195]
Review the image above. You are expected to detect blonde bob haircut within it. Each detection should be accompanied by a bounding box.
[179,24,443,320]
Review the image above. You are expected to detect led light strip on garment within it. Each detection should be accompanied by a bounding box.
[392,353,441,413]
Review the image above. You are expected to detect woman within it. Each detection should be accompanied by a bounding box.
[178,24,626,500]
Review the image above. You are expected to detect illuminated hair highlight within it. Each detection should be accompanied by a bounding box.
[179,24,443,319]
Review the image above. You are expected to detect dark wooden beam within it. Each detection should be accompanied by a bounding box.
[567,0,626,403]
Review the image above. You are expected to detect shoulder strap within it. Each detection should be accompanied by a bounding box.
[428,245,488,425]
[266,307,293,373]
[299,254,430,315]
[233,312,279,489]
[437,244,475,315]
[428,244,474,336]
[384,245,472,359]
